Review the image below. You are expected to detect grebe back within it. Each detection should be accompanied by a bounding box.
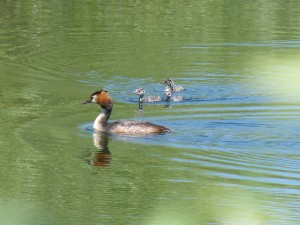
[133,88,161,102]
[160,79,184,92]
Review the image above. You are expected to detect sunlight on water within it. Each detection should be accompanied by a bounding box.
[219,209,263,224]
[142,187,268,225]
[252,55,300,101]
[0,200,47,225]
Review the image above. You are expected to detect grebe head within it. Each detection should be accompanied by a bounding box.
[83,90,113,110]
[133,88,145,96]
[160,79,175,91]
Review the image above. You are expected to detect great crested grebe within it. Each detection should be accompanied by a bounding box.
[164,86,183,102]
[133,88,161,102]
[133,87,161,111]
[83,90,170,135]
[160,79,184,92]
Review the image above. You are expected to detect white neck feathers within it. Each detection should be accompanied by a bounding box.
[93,108,111,131]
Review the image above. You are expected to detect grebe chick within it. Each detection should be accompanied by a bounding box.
[164,87,183,102]
[133,88,161,102]
[83,90,170,135]
[160,79,184,92]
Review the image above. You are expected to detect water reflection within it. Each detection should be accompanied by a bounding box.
[164,102,171,109]
[87,131,111,167]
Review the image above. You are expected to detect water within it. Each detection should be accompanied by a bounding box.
[1,1,300,224]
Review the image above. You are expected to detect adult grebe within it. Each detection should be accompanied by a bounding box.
[160,79,184,92]
[164,86,183,102]
[83,90,170,135]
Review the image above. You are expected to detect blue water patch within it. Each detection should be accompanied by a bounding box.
[78,69,300,202]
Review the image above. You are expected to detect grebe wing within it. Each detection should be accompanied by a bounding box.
[174,85,184,92]
[143,96,161,102]
[173,96,183,102]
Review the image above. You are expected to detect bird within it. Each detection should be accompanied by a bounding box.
[160,79,184,92]
[164,86,183,102]
[83,90,170,135]
[133,88,162,102]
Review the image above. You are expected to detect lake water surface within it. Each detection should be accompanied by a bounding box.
[1,1,300,225]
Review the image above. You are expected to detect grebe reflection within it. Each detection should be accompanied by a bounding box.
[88,131,111,166]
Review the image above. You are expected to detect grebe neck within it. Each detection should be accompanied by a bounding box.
[93,107,112,131]
[138,94,144,110]
[168,83,174,92]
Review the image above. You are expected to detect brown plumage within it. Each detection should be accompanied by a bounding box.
[96,90,113,109]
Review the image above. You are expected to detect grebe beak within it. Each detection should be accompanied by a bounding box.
[82,97,93,104]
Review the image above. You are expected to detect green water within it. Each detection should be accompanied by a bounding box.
[1,1,300,224]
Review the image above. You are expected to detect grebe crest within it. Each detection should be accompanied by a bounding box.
[133,87,161,102]
[160,79,184,92]
[164,86,183,102]
[84,89,170,135]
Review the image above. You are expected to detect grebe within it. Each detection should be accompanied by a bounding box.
[133,87,161,111]
[164,87,183,102]
[133,88,161,102]
[160,79,184,92]
[83,90,170,135]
